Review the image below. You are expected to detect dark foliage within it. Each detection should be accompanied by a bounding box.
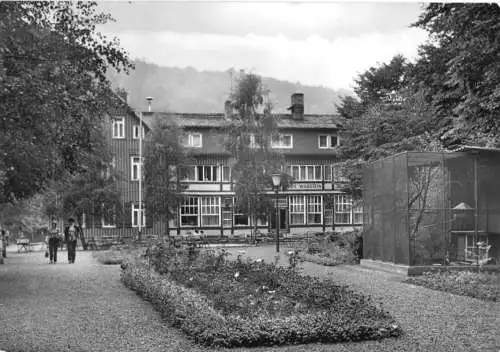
[0,2,132,204]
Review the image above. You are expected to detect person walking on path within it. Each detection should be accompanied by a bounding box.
[64,218,82,264]
[1,229,8,259]
[48,221,62,264]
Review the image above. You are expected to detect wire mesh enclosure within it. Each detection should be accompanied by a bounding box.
[363,149,500,267]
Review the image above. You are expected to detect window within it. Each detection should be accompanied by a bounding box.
[132,203,145,228]
[181,197,198,227]
[196,165,219,182]
[289,195,305,225]
[334,195,352,224]
[102,205,116,228]
[318,135,339,148]
[271,134,293,148]
[131,156,143,181]
[353,204,363,224]
[307,196,322,224]
[249,133,261,149]
[112,117,125,139]
[200,196,220,226]
[222,197,233,228]
[132,125,145,139]
[257,214,268,226]
[324,165,331,181]
[287,165,322,181]
[180,166,220,182]
[234,209,249,226]
[180,166,195,181]
[182,133,202,148]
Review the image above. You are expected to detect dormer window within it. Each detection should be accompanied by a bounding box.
[112,117,125,139]
[182,133,202,148]
[318,134,339,149]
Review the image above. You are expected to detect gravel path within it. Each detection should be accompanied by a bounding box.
[227,245,500,352]
[0,251,202,352]
[1,247,499,352]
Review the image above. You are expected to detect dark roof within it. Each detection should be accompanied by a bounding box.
[140,112,342,130]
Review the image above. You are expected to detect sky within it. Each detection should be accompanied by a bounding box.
[97,1,429,91]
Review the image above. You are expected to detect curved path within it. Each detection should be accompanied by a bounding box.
[0,251,202,352]
[1,247,499,352]
[228,245,500,352]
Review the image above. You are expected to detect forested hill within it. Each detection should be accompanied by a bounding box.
[107,60,352,114]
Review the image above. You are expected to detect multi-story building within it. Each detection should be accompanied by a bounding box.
[83,93,362,240]
[81,96,153,240]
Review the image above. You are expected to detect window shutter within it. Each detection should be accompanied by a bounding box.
[145,205,154,228]
[124,202,132,228]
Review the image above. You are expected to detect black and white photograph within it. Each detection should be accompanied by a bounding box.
[0,1,499,351]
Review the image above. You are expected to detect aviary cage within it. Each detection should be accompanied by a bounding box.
[363,148,500,267]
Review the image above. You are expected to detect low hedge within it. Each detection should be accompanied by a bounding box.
[293,250,357,266]
[121,256,401,347]
[405,271,499,302]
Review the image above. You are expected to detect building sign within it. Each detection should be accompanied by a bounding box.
[291,183,322,190]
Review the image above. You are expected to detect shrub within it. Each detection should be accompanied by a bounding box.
[93,248,144,265]
[286,230,362,266]
[121,248,402,347]
[405,270,499,301]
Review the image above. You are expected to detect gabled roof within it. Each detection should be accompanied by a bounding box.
[140,112,342,130]
[109,93,152,130]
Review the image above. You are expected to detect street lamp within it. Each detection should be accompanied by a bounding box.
[138,96,153,241]
[271,173,282,253]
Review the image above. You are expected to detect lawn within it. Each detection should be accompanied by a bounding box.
[121,243,401,348]
[404,270,499,301]
[92,244,146,265]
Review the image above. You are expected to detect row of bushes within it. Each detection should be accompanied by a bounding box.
[405,270,499,302]
[121,247,401,347]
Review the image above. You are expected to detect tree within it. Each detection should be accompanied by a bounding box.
[40,122,122,246]
[336,95,366,120]
[412,3,500,146]
[336,60,443,198]
[144,118,191,239]
[0,2,132,204]
[223,72,287,238]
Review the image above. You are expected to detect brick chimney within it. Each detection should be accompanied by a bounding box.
[224,100,232,119]
[289,93,304,120]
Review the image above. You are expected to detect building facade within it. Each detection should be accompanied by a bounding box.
[83,94,362,240]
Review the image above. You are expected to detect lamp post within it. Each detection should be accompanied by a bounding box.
[271,173,282,253]
[138,96,152,241]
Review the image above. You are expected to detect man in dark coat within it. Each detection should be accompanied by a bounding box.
[64,218,82,264]
[47,221,62,264]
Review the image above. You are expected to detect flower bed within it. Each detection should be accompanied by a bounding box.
[285,231,362,266]
[404,270,499,301]
[121,246,401,347]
